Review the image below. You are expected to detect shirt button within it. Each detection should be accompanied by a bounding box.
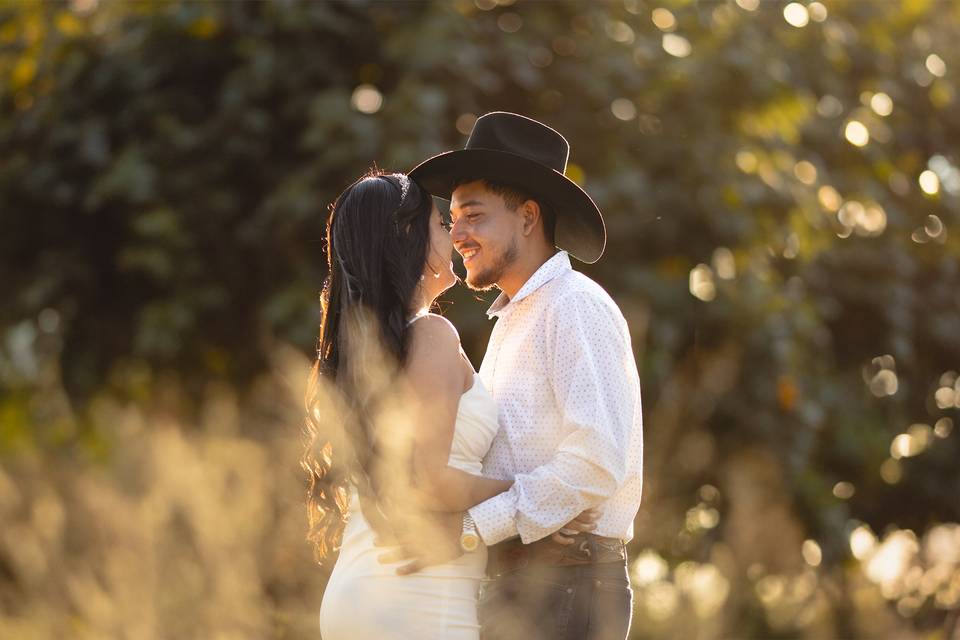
[566,587,574,594]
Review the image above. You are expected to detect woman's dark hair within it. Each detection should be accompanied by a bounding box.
[302,169,433,561]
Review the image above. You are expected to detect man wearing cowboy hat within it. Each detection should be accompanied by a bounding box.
[410,112,644,639]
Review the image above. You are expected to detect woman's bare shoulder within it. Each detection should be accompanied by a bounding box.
[408,313,460,340]
[406,314,463,373]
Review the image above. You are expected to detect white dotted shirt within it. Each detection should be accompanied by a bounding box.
[468,251,644,545]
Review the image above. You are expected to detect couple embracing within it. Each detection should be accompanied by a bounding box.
[306,112,644,640]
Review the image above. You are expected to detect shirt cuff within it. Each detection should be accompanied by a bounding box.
[468,490,518,546]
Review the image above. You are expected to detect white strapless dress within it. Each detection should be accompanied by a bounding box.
[319,372,500,639]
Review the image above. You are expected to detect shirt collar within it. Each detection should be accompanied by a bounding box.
[486,251,571,318]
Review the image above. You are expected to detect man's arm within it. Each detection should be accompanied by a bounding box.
[469,290,642,545]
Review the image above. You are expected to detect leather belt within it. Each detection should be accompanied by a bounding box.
[488,532,626,577]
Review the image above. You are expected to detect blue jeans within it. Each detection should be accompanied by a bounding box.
[479,559,633,640]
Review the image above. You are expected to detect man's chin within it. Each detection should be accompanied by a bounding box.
[464,268,498,292]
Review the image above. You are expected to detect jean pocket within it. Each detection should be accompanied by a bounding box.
[538,580,577,639]
[588,577,633,640]
[592,575,632,593]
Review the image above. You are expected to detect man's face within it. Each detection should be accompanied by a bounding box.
[449,180,522,291]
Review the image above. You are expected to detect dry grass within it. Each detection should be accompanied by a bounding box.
[1,337,957,639]
[0,343,329,639]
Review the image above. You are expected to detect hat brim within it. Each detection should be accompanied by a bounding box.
[410,149,606,264]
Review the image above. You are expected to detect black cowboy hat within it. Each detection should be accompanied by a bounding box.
[409,111,606,263]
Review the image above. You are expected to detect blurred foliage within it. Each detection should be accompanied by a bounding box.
[1,0,959,637]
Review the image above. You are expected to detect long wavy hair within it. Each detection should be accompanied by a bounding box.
[301,170,434,562]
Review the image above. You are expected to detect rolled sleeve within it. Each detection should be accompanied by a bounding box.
[468,491,518,545]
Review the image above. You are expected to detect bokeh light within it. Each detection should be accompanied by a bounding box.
[817,94,844,118]
[817,185,842,211]
[833,481,855,499]
[870,92,894,116]
[712,247,736,280]
[919,170,940,195]
[689,264,716,301]
[651,8,676,32]
[881,458,904,484]
[844,120,870,146]
[611,98,637,121]
[934,417,953,438]
[632,550,668,586]
[662,33,692,58]
[645,580,681,621]
[735,150,758,173]
[606,20,635,44]
[350,84,383,114]
[802,540,822,566]
[793,160,817,184]
[808,2,828,22]
[851,525,878,560]
[674,562,729,618]
[456,112,478,135]
[925,54,947,77]
[496,13,523,33]
[783,3,809,28]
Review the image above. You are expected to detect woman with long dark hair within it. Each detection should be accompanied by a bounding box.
[306,171,593,639]
[305,170,502,639]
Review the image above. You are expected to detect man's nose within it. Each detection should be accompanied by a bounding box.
[450,218,468,243]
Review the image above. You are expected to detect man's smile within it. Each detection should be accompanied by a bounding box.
[459,246,481,265]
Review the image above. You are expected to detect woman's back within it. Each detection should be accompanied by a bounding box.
[319,316,500,640]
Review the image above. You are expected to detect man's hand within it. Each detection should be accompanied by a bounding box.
[551,508,600,545]
[376,509,464,575]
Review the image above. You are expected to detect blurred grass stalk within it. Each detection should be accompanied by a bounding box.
[1,317,957,639]
[0,311,476,639]
[0,331,330,638]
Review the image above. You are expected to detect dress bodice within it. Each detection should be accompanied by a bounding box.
[343,370,499,516]
[447,373,500,475]
[320,319,501,640]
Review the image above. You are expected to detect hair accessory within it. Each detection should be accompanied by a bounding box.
[394,173,410,207]
[388,174,413,236]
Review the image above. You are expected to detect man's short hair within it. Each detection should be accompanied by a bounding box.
[452,178,557,247]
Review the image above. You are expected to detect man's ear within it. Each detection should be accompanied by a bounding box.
[519,199,542,237]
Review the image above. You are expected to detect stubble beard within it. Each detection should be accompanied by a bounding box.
[464,239,519,292]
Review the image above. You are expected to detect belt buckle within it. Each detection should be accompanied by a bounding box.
[576,539,592,560]
[550,534,593,566]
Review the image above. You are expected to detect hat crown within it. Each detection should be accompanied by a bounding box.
[465,112,570,174]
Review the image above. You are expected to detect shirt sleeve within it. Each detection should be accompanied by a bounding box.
[469,290,642,545]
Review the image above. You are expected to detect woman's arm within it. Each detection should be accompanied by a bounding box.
[404,315,511,512]
[413,467,512,512]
